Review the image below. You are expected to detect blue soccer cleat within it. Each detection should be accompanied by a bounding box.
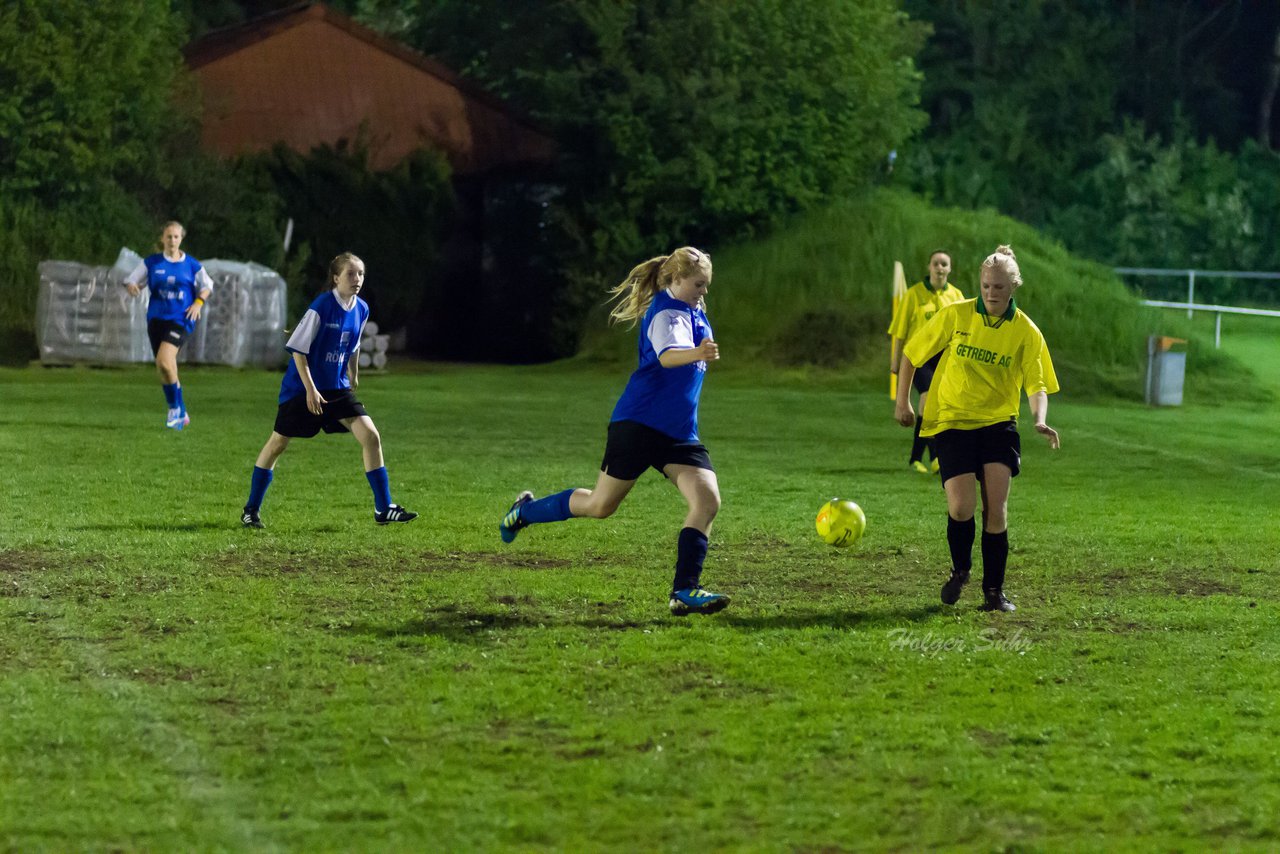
[499,491,534,543]
[669,586,731,616]
[166,408,185,430]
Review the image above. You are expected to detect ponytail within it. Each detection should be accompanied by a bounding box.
[607,247,712,327]
[608,256,668,327]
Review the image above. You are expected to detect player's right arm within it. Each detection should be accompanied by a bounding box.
[284,306,326,414]
[124,261,148,297]
[292,351,327,415]
[894,359,917,426]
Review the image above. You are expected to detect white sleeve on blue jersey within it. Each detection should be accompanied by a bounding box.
[196,266,214,293]
[124,261,147,286]
[285,308,321,355]
[353,314,367,353]
[648,308,695,355]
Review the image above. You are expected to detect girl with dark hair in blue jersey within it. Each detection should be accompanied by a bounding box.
[123,221,214,430]
[239,252,416,529]
[498,247,730,616]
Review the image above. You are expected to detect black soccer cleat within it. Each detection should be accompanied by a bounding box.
[941,569,969,605]
[981,588,1017,612]
[241,507,264,529]
[375,503,418,525]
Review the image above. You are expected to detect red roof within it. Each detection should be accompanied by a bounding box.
[184,2,555,174]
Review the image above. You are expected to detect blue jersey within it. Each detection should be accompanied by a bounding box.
[610,289,713,441]
[129,253,214,332]
[279,290,369,404]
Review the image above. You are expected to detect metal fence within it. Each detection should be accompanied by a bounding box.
[1114,267,1280,348]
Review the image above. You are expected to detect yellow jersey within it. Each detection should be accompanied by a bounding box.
[887,281,966,343]
[903,298,1059,437]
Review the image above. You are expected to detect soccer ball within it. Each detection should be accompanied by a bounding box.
[815,498,866,547]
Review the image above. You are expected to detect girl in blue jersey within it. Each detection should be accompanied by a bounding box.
[123,221,214,430]
[240,252,416,528]
[498,247,730,616]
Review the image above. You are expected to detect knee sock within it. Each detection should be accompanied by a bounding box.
[924,434,936,463]
[162,383,179,408]
[175,383,185,413]
[246,466,273,511]
[520,489,576,524]
[672,527,709,592]
[910,415,926,463]
[981,530,1009,591]
[365,466,392,514]
[946,516,975,576]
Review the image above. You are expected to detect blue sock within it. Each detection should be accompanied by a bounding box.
[521,489,576,524]
[246,466,273,511]
[175,384,185,414]
[672,527,709,592]
[366,467,392,514]
[162,383,179,408]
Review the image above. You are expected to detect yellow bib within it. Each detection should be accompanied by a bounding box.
[903,299,1059,436]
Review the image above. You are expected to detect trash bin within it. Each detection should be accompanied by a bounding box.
[1145,335,1187,406]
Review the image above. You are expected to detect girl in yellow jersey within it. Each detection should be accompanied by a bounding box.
[894,246,1060,612]
[888,250,965,473]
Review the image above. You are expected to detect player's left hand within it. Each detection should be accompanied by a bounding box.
[1035,422,1060,449]
[185,303,202,321]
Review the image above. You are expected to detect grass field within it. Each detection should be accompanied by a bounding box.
[2,326,1278,850]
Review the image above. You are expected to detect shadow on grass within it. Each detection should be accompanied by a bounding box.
[71,521,233,532]
[339,602,946,643]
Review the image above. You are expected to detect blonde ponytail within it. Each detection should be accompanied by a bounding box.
[607,247,713,327]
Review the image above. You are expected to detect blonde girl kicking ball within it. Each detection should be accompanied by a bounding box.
[498,247,729,616]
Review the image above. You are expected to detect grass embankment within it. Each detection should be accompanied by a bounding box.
[582,187,1259,403]
[1,350,1278,850]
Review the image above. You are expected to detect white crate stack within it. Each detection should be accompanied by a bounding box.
[35,248,288,367]
[357,321,390,371]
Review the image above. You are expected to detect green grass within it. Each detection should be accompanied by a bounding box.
[581,187,1261,403]
[2,332,1279,850]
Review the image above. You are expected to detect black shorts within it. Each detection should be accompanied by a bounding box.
[912,351,942,394]
[934,420,1021,484]
[148,319,188,355]
[273,389,368,438]
[600,420,714,481]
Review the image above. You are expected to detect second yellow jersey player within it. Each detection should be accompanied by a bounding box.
[888,251,965,472]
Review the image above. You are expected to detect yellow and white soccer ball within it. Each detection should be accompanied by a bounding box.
[815,498,866,547]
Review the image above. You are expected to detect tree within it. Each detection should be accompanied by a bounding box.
[410,0,927,264]
[0,0,187,201]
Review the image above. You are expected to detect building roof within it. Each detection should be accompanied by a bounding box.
[184,2,555,174]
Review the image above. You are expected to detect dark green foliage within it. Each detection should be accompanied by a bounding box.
[0,0,186,201]
[0,0,288,363]
[260,140,454,327]
[900,0,1280,281]
[411,0,927,303]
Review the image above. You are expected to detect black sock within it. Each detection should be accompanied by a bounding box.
[946,516,975,576]
[981,530,1009,591]
[910,415,926,464]
[672,527,709,592]
[924,434,937,463]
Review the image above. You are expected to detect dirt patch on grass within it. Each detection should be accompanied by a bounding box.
[211,548,573,577]
[1097,566,1245,597]
[969,727,1011,750]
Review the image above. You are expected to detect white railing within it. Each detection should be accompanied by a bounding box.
[1138,300,1280,348]
[1115,267,1280,348]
